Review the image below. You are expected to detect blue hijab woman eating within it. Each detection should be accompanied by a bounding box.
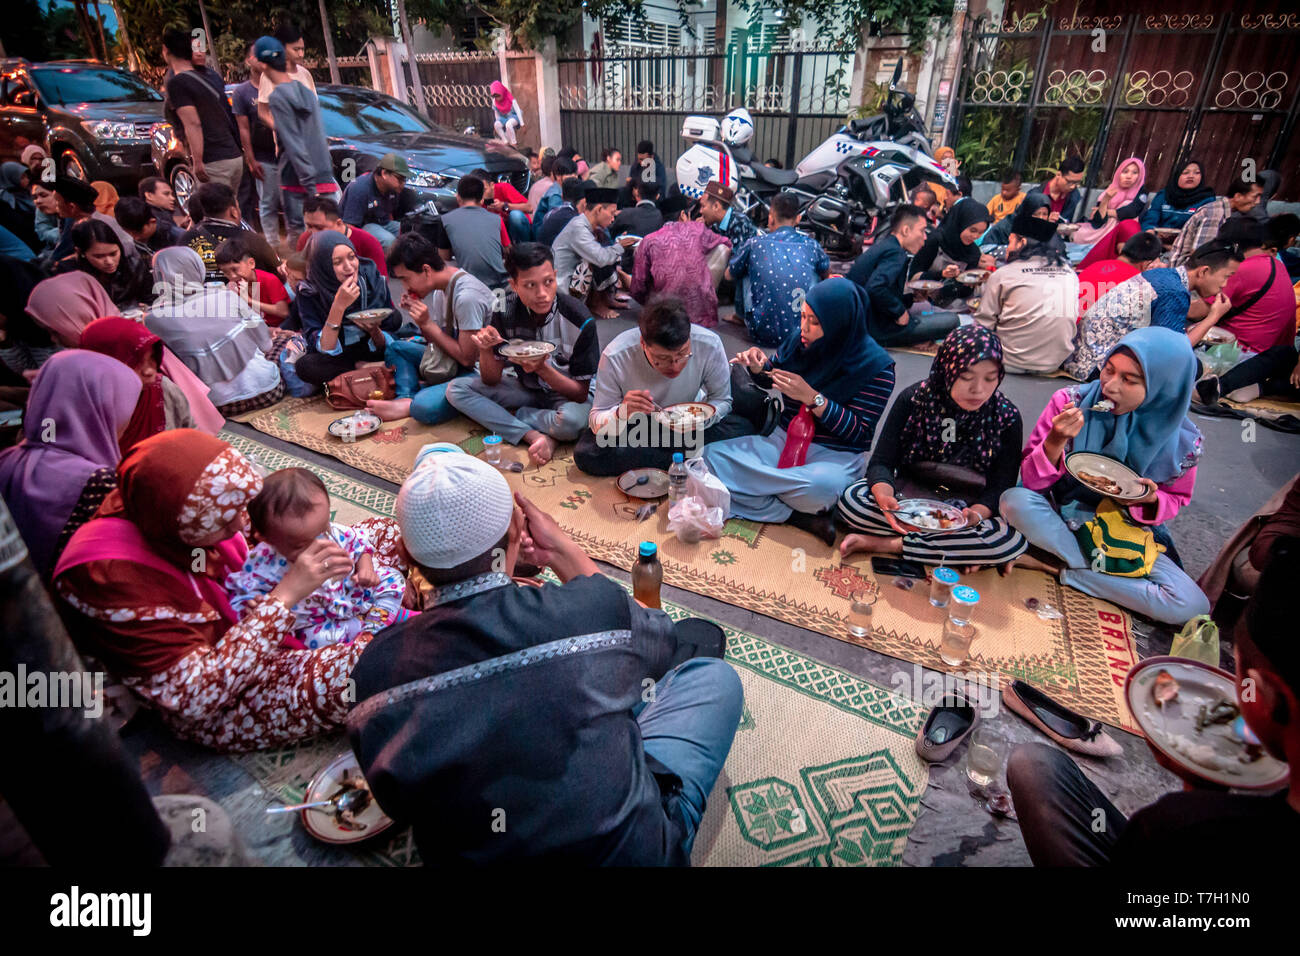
[1000,326,1210,625]
[294,230,398,386]
[703,278,895,545]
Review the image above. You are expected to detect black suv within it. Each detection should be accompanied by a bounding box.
[0,58,164,187]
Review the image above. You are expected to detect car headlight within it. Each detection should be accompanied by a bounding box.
[87,120,148,142]
[406,167,450,189]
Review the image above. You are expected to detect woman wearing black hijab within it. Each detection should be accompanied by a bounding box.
[293,230,398,385]
[1139,159,1216,230]
[911,196,995,309]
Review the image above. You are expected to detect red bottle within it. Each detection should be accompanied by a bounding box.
[778,404,815,469]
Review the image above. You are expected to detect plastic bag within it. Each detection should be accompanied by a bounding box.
[684,455,730,515]
[1198,342,1241,377]
[1169,614,1220,666]
[667,496,725,543]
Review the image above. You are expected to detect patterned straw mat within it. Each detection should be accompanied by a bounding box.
[233,403,1140,732]
[220,431,928,866]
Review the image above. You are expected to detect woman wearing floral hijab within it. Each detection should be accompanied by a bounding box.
[54,431,398,752]
[839,325,1027,568]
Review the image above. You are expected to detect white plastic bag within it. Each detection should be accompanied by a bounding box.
[667,457,728,542]
[684,455,730,514]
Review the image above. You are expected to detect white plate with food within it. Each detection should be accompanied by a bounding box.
[906,279,945,293]
[328,410,382,439]
[655,401,716,432]
[618,467,671,499]
[1151,227,1181,241]
[1202,327,1237,347]
[346,307,394,326]
[1126,657,1289,790]
[499,340,558,361]
[889,498,968,533]
[1065,451,1146,502]
[298,752,396,844]
[956,269,991,285]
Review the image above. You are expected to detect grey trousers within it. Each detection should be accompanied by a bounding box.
[445,373,592,445]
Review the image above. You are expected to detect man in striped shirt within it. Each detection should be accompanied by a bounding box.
[1170,176,1262,267]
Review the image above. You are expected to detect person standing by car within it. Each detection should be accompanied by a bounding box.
[340,153,412,252]
[256,21,317,132]
[161,28,244,195]
[233,40,283,249]
[255,37,340,230]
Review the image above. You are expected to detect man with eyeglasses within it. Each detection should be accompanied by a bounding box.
[573,298,769,476]
[1027,156,1087,224]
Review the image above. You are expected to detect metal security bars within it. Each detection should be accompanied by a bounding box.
[950,8,1300,200]
[558,41,857,183]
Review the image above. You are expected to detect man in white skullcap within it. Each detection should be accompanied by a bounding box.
[346,442,743,865]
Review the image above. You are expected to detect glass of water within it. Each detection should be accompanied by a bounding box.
[929,566,959,608]
[965,726,1006,788]
[848,590,876,638]
[482,434,503,467]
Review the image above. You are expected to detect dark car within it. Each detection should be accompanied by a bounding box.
[152,83,529,213]
[0,59,164,187]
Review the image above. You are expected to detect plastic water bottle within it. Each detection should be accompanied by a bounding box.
[631,541,663,608]
[667,452,687,503]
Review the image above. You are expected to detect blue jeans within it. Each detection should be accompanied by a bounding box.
[998,486,1210,625]
[505,210,532,246]
[384,338,470,425]
[633,658,743,858]
[256,165,305,246]
[445,373,591,445]
[364,221,400,252]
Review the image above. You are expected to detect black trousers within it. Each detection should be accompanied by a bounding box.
[295,338,384,386]
[573,365,774,475]
[1006,743,1127,866]
[574,412,756,475]
[1219,344,1300,400]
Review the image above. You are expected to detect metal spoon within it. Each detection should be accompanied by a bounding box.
[266,785,372,817]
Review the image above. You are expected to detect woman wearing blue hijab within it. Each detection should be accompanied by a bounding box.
[294,229,397,385]
[1000,326,1210,625]
[703,278,896,544]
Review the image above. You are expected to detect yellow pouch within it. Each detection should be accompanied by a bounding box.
[1072,499,1165,578]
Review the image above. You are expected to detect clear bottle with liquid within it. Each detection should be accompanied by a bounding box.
[631,541,663,608]
[667,452,688,503]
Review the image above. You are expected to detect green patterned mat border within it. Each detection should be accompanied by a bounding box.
[223,432,928,865]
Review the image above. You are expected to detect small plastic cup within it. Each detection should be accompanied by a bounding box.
[483,434,503,467]
[948,585,980,627]
[929,566,959,608]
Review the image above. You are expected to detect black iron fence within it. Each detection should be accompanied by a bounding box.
[951,9,1300,200]
[410,52,502,133]
[558,42,857,186]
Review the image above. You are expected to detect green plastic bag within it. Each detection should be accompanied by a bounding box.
[1198,342,1241,377]
[1170,614,1220,666]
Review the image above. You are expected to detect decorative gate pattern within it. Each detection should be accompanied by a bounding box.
[951,4,1300,200]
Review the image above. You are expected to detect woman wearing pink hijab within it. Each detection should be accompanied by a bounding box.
[24,272,225,433]
[1074,157,1147,265]
[490,81,523,145]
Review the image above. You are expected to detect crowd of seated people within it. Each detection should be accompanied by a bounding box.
[6,93,1300,870]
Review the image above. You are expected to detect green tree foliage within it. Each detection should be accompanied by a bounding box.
[733,0,955,55]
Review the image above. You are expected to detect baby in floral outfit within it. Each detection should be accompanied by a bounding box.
[227,468,405,649]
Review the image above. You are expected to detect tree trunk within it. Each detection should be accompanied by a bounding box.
[111,1,139,71]
[196,0,215,70]
[71,0,98,60]
[395,0,427,116]
[91,0,110,62]
[317,0,341,84]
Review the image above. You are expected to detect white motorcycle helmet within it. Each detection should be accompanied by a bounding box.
[721,108,755,146]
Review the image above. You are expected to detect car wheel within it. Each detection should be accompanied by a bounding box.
[171,164,196,212]
[59,150,88,181]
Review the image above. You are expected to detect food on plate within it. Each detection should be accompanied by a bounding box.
[892,501,962,530]
[1077,470,1125,496]
[658,403,714,429]
[346,308,393,324]
[1165,735,1244,775]
[1195,698,1239,732]
[1152,669,1180,706]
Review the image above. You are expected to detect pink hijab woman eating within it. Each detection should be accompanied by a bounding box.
[1074,157,1147,267]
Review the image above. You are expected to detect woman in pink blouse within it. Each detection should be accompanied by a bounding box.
[1000,327,1211,625]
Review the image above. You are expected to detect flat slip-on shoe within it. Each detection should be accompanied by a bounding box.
[1003,680,1122,758]
[915,694,979,762]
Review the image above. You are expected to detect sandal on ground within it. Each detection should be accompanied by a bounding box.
[915,694,979,762]
[1003,680,1122,758]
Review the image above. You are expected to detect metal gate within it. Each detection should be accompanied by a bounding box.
[558,40,856,186]
[950,8,1300,200]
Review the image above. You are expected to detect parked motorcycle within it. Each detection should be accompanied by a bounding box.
[674,61,956,257]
